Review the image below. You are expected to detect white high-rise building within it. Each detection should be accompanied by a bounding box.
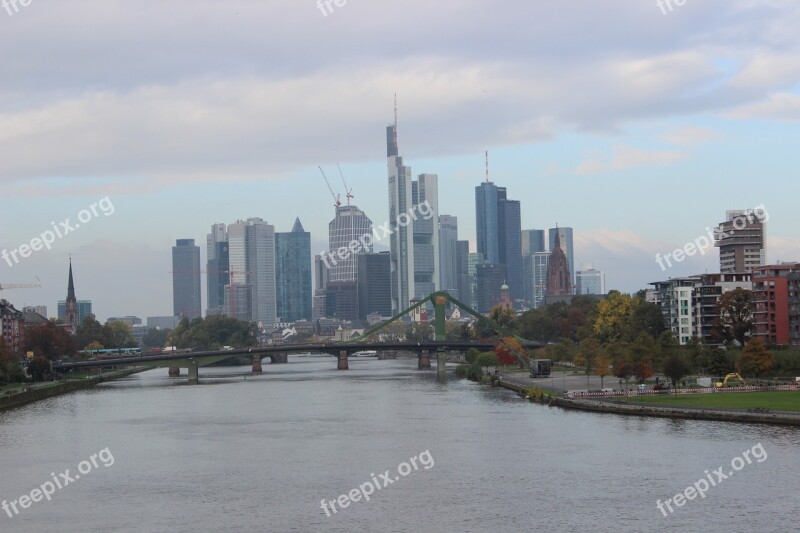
[245,218,277,326]
[439,215,459,294]
[576,263,606,295]
[386,117,440,313]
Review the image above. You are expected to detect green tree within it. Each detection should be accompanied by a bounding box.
[465,348,480,364]
[626,298,665,341]
[706,348,734,376]
[575,338,602,385]
[76,315,104,350]
[713,288,754,347]
[143,328,171,349]
[102,321,137,349]
[662,353,691,390]
[27,356,50,381]
[737,338,774,378]
[406,322,433,343]
[477,352,499,372]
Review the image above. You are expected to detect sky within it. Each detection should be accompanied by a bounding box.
[1,0,799,322]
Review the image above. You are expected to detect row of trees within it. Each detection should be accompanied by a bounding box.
[171,315,257,350]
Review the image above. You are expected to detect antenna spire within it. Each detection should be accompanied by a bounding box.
[394,93,398,146]
[485,150,489,183]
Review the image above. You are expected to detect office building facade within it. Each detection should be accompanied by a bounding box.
[276,218,312,322]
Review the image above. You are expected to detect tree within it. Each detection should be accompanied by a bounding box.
[102,321,137,349]
[405,322,433,343]
[76,315,104,350]
[626,298,665,341]
[713,288,754,347]
[0,336,13,364]
[633,362,654,384]
[381,321,406,341]
[143,328,171,349]
[593,292,635,343]
[24,322,76,360]
[575,338,601,385]
[477,352,499,372]
[494,337,528,367]
[488,305,516,333]
[613,359,632,388]
[465,348,480,364]
[27,357,50,381]
[706,348,734,376]
[662,353,691,390]
[737,338,773,378]
[593,351,613,389]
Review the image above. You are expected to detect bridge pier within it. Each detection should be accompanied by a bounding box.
[338,350,349,370]
[168,367,181,377]
[187,363,199,385]
[437,348,446,377]
[418,350,431,370]
[252,355,263,374]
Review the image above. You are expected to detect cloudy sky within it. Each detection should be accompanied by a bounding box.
[1,0,799,321]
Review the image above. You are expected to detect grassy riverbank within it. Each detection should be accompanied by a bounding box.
[622,391,800,412]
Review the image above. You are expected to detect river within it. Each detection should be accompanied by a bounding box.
[1,356,798,532]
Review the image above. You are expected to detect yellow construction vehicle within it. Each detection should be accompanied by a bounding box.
[715,373,746,388]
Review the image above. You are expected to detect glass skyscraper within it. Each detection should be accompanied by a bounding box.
[328,205,373,283]
[276,218,312,322]
[172,239,202,319]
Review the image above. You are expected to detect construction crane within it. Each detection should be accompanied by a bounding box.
[337,163,354,206]
[318,166,341,209]
[0,283,42,291]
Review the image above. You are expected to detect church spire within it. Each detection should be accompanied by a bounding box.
[67,257,76,302]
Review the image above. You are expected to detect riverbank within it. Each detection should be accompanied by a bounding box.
[491,373,800,427]
[0,367,149,412]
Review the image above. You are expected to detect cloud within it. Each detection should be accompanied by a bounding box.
[660,126,720,145]
[574,145,688,175]
[727,92,800,122]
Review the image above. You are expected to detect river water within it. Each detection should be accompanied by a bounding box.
[1,356,798,532]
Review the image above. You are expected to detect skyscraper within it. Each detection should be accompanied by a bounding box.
[549,227,575,286]
[476,177,523,305]
[245,218,277,326]
[327,205,373,283]
[386,110,440,312]
[455,240,471,303]
[476,263,507,313]
[715,208,767,273]
[413,173,440,301]
[276,218,312,322]
[521,229,546,255]
[358,252,392,319]
[438,215,459,295]
[475,182,501,264]
[498,197,522,303]
[531,252,550,309]
[576,264,606,295]
[226,221,251,320]
[207,223,229,316]
[172,239,202,319]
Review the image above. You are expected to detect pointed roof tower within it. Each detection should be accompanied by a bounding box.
[67,257,76,303]
[291,217,305,233]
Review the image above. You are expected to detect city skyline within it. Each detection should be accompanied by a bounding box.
[2,1,800,320]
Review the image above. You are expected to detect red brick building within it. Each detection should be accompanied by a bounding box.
[0,300,25,357]
[751,263,800,346]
